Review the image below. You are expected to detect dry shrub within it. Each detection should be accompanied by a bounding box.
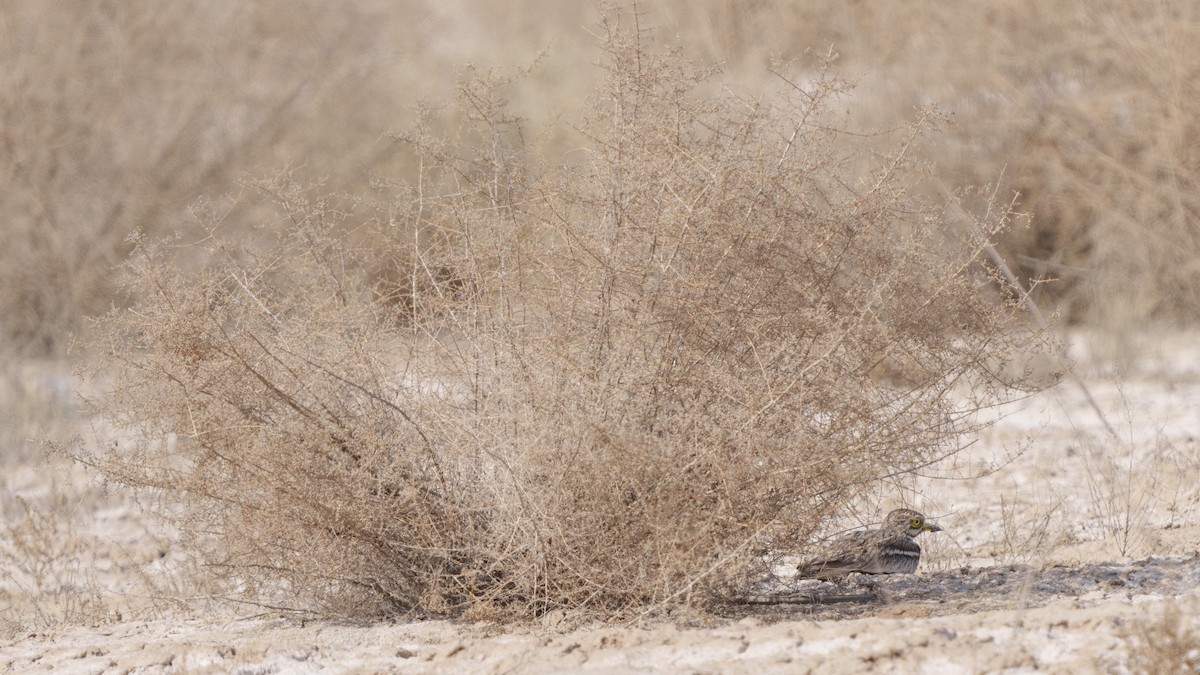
[74,16,1050,620]
[784,1,1200,330]
[928,1,1200,331]
[0,0,432,356]
[655,1,1200,330]
[0,487,113,636]
[9,0,1198,360]
[1124,600,1200,675]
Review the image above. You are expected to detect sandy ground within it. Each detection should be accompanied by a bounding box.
[4,331,1200,673]
[2,591,1196,674]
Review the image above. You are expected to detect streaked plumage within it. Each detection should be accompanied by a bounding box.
[799,508,943,579]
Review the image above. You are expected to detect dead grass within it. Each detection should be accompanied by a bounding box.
[852,1,1200,334]
[60,13,1053,621]
[0,478,112,638]
[0,0,1194,642]
[1124,599,1200,675]
[5,1,1197,365]
[0,1,443,356]
[1078,421,1200,557]
[645,1,1200,339]
[3,0,1197,368]
[995,495,1065,566]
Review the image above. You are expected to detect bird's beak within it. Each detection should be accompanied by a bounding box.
[923,522,943,533]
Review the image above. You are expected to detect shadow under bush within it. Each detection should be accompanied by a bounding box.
[73,17,1052,620]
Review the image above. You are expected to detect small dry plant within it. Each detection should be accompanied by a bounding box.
[1076,391,1193,557]
[1079,440,1156,557]
[0,1,428,356]
[1124,599,1200,675]
[995,494,1064,566]
[823,0,1200,333]
[0,486,111,637]
[69,15,1051,620]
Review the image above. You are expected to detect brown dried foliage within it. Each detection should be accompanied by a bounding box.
[74,18,1049,620]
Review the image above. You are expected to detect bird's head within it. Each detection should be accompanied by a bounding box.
[885,508,943,537]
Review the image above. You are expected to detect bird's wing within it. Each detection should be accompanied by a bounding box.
[799,530,877,579]
[870,532,921,574]
[799,530,921,578]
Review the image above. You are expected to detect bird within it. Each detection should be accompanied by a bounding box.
[798,508,943,580]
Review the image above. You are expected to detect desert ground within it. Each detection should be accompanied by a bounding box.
[3,331,1199,674]
[4,3,1200,673]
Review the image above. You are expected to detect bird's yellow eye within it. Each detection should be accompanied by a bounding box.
[910,517,923,529]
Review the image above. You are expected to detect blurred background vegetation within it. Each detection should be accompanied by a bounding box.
[2,0,1197,360]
